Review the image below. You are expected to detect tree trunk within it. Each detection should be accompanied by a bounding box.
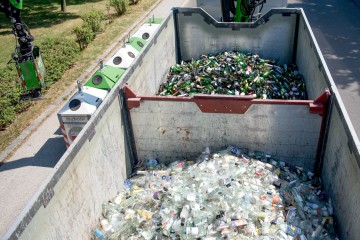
[61,0,66,12]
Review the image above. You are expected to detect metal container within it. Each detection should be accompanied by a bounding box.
[57,83,108,147]
[4,8,360,240]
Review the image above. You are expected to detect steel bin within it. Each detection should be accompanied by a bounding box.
[57,83,108,147]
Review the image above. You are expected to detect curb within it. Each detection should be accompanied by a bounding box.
[0,0,164,163]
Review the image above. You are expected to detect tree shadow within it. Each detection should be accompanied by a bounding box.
[0,137,66,172]
[67,0,105,5]
[0,0,95,34]
[20,4,78,29]
[287,0,360,95]
[0,0,107,34]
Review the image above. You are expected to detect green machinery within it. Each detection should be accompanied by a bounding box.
[1,0,46,98]
[221,0,266,22]
[13,46,46,97]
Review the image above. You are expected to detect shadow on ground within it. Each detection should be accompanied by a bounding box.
[0,137,66,171]
[0,0,104,33]
[0,9,77,36]
[288,0,360,95]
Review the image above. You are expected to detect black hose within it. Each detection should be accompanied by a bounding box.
[230,0,237,15]
[239,0,266,21]
[221,0,232,22]
[223,0,266,22]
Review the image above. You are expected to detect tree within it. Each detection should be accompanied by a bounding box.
[61,0,66,12]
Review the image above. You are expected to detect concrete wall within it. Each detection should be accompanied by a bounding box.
[130,100,321,170]
[322,103,360,240]
[3,89,130,240]
[296,16,329,100]
[296,9,360,239]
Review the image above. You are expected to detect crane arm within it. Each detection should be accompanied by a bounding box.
[0,0,34,60]
[0,0,46,99]
[221,0,266,22]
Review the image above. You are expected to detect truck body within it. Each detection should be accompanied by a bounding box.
[3,8,360,240]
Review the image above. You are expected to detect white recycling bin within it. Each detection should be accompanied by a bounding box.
[57,84,108,147]
[106,44,139,69]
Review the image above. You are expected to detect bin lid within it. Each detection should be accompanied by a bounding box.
[129,37,147,52]
[84,65,126,90]
[58,86,108,116]
[145,17,163,25]
[132,23,161,41]
[106,44,139,69]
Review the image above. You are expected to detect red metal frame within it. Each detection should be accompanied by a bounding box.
[309,90,331,117]
[123,84,331,172]
[123,84,329,116]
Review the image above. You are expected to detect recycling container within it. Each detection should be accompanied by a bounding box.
[4,8,360,240]
[57,84,108,147]
[106,44,140,69]
[131,22,162,42]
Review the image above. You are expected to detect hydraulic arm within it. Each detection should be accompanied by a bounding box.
[0,0,33,59]
[221,0,266,22]
[0,0,46,98]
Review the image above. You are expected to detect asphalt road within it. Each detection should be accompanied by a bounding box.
[288,0,360,139]
[0,0,359,238]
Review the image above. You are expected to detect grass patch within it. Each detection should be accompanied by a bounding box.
[0,0,158,155]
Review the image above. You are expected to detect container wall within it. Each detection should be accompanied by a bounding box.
[295,9,360,240]
[126,15,176,96]
[296,16,329,100]
[322,103,360,240]
[3,91,131,240]
[5,8,360,240]
[176,8,297,65]
[2,13,176,240]
[196,0,288,22]
[130,100,322,170]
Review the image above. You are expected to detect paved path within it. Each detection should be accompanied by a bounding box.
[0,0,359,238]
[287,0,360,137]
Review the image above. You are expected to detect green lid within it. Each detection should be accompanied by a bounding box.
[129,37,147,52]
[84,65,126,90]
[146,17,163,25]
[9,0,23,9]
